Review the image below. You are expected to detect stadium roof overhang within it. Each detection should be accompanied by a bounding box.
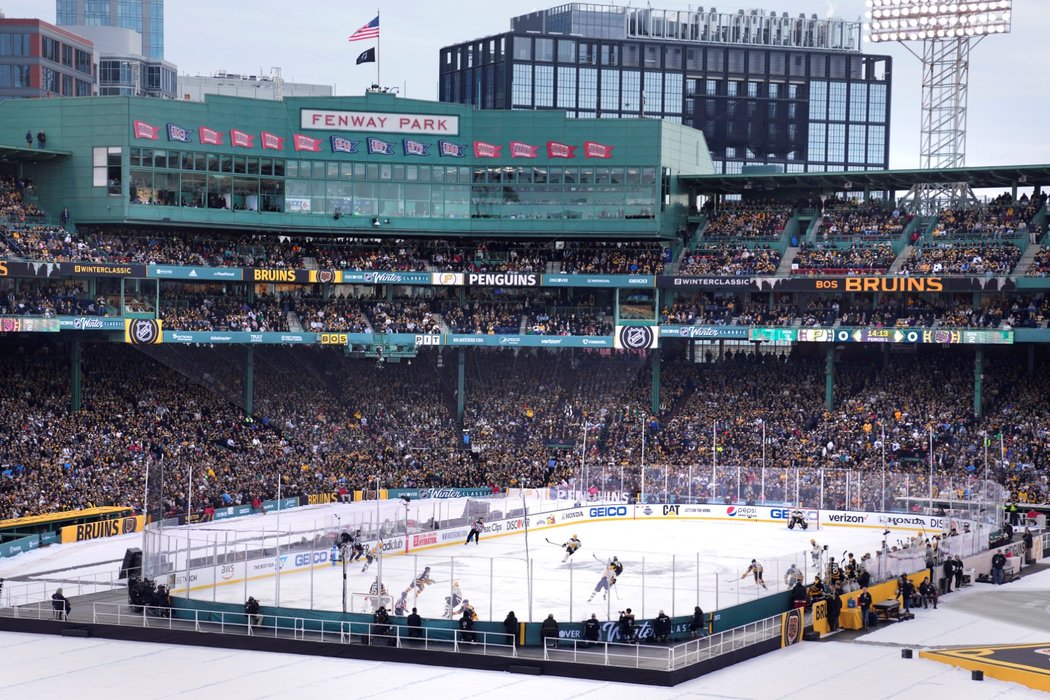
[0,144,72,164]
[681,164,1050,195]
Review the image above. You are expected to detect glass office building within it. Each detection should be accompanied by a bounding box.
[57,0,164,59]
[439,3,892,174]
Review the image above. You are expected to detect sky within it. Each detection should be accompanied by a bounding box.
[6,0,1049,170]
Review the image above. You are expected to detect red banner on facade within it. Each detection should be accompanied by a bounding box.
[547,141,576,159]
[509,141,539,158]
[584,141,613,159]
[230,129,255,148]
[473,141,502,158]
[132,120,160,140]
[261,132,285,150]
[199,126,224,145]
[293,134,322,152]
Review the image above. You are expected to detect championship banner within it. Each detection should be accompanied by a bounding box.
[60,515,145,543]
[614,325,659,350]
[781,608,804,647]
[124,319,163,345]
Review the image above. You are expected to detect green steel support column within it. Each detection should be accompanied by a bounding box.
[974,346,983,419]
[386,285,394,302]
[247,282,255,302]
[650,348,661,415]
[245,346,255,416]
[457,349,465,424]
[70,339,81,413]
[824,344,834,412]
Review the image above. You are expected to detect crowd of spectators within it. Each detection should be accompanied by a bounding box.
[819,200,908,239]
[442,301,522,334]
[1027,247,1050,277]
[932,193,1042,238]
[899,242,1021,276]
[2,342,1050,521]
[701,202,793,239]
[365,299,440,334]
[659,298,796,327]
[291,296,371,333]
[558,242,667,275]
[677,245,781,276]
[159,294,288,332]
[0,282,107,317]
[792,243,898,274]
[525,310,611,336]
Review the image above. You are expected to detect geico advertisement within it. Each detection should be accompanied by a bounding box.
[61,515,145,543]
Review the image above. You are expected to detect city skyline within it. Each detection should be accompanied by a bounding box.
[3,0,1046,171]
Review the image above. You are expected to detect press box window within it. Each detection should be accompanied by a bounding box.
[93,146,122,195]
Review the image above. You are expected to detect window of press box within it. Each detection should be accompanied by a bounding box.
[93,146,122,195]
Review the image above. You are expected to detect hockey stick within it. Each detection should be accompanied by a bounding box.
[545,538,564,547]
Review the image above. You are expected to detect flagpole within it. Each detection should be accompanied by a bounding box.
[376,9,381,86]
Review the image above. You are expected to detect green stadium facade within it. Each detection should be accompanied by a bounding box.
[0,91,710,239]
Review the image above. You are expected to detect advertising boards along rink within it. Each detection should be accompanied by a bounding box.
[132,494,974,624]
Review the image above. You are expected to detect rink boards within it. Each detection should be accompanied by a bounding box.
[164,501,958,595]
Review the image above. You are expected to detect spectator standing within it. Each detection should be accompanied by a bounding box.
[991,550,1007,585]
[407,607,423,639]
[25,130,32,147]
[690,605,708,637]
[583,613,600,647]
[541,613,560,649]
[503,610,519,647]
[244,596,261,627]
[858,588,873,629]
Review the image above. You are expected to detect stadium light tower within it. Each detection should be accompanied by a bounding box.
[866,0,1012,213]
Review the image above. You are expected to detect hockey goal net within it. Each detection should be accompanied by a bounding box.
[351,592,394,614]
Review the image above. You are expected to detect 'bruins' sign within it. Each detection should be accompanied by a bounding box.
[61,515,145,543]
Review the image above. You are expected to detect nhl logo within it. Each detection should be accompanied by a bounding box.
[129,319,161,345]
[618,325,653,350]
[317,270,334,283]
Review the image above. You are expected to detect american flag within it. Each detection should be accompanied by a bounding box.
[348,16,379,42]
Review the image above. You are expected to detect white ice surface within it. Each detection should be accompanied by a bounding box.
[2,501,1047,698]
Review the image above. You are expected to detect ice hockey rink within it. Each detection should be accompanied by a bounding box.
[1,500,1044,698]
[5,499,914,622]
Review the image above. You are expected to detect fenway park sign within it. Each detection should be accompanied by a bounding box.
[300,109,459,136]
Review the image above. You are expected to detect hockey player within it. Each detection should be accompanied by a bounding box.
[784,563,803,587]
[407,566,434,596]
[810,539,824,568]
[561,535,582,563]
[742,559,768,589]
[464,518,484,546]
[456,598,477,621]
[361,541,383,573]
[364,578,388,614]
[443,581,463,618]
[787,507,808,530]
[587,560,618,602]
[350,529,364,561]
